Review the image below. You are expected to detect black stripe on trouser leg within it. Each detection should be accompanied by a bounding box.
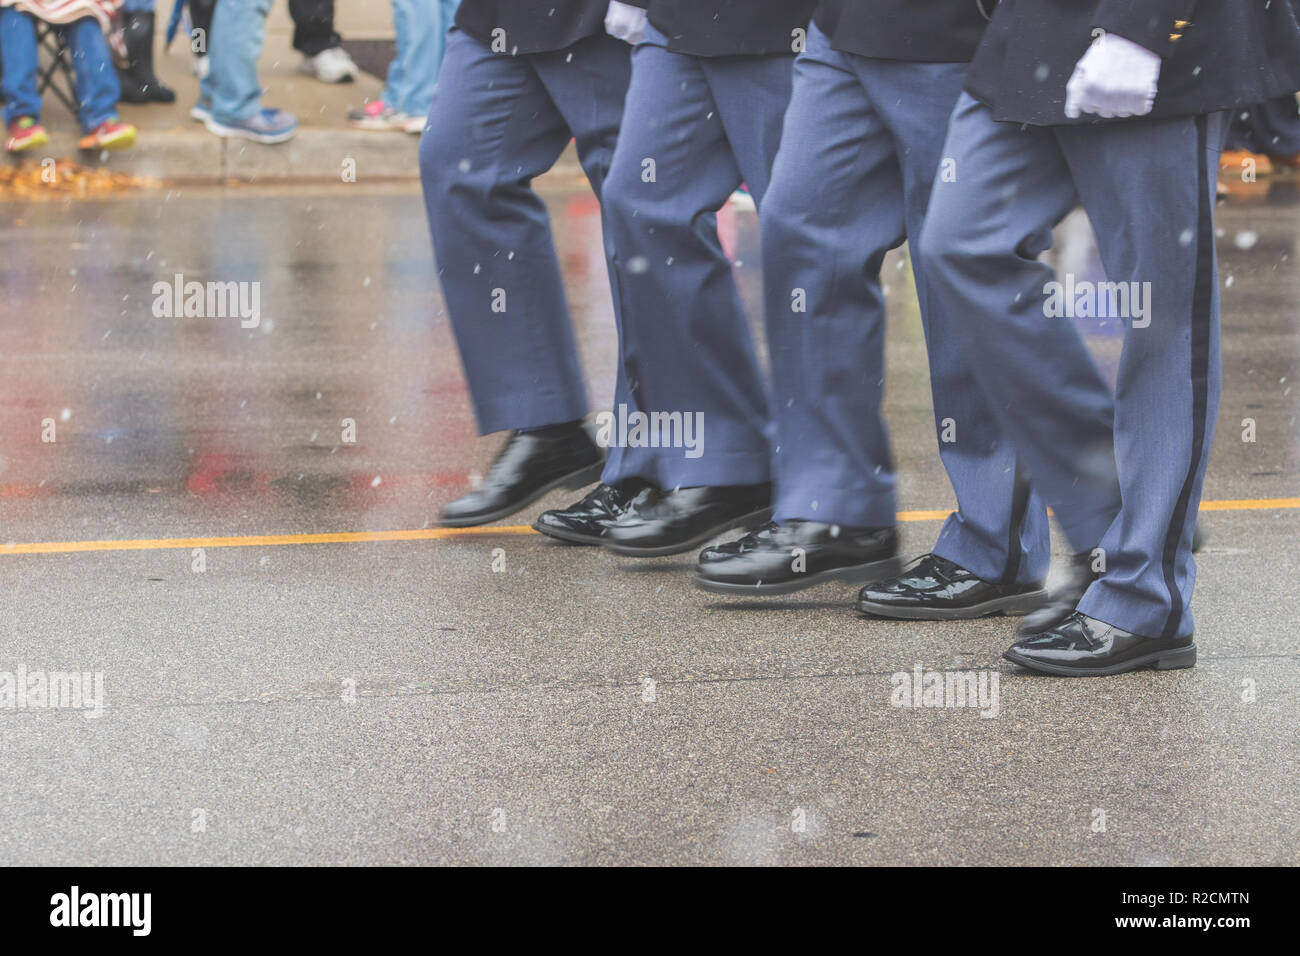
[1000,459,1032,585]
[1159,114,1213,640]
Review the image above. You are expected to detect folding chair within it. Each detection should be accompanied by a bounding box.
[35,20,82,117]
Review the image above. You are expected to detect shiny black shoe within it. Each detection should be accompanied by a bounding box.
[1017,550,1100,635]
[438,424,603,528]
[694,521,900,595]
[602,483,773,557]
[532,479,657,545]
[1004,612,1196,677]
[856,553,1047,620]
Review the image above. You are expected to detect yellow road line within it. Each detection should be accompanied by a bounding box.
[1196,497,1300,512]
[0,525,537,556]
[1,497,1296,557]
[895,509,957,522]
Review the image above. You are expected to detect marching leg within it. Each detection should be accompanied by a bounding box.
[420,29,606,526]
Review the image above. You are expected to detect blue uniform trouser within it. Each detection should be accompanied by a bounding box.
[760,23,1048,584]
[419,27,647,484]
[601,23,791,489]
[922,93,1227,639]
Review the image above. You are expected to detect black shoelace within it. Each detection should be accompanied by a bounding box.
[908,553,960,584]
[593,481,658,517]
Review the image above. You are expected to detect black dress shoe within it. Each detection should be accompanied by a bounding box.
[856,553,1046,620]
[602,483,772,557]
[532,479,657,545]
[694,520,900,595]
[1017,550,1100,635]
[438,424,602,528]
[1004,612,1196,676]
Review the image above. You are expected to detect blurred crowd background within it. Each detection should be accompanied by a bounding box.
[1,0,460,151]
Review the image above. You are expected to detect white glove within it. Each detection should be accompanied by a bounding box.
[1064,32,1162,120]
[605,1,647,45]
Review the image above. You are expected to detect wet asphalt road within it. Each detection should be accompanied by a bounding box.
[0,176,1296,865]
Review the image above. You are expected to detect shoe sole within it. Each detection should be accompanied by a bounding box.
[8,132,50,152]
[693,555,903,596]
[1003,643,1196,677]
[437,460,604,529]
[190,108,211,123]
[856,588,1049,621]
[80,130,135,152]
[203,117,297,144]
[347,119,406,132]
[602,507,775,558]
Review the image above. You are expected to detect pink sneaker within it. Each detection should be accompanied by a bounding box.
[347,100,416,131]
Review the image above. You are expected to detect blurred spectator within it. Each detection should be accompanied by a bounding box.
[117,0,175,103]
[192,0,297,143]
[188,0,213,76]
[347,0,459,133]
[161,0,214,77]
[1,0,137,152]
[291,0,358,83]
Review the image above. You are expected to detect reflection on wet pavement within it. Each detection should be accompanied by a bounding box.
[0,178,1297,547]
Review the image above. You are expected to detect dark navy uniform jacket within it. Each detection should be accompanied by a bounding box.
[965,0,1300,126]
[813,0,990,64]
[646,0,818,57]
[455,0,638,55]
[456,1,834,59]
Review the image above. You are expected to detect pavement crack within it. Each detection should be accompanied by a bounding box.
[0,652,1292,717]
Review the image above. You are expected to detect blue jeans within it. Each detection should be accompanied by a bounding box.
[383,0,459,117]
[0,10,121,133]
[121,0,156,11]
[200,0,273,123]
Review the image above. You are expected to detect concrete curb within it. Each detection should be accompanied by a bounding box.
[35,128,585,185]
[66,128,422,183]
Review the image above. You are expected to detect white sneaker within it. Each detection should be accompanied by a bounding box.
[299,46,358,84]
[401,115,427,135]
